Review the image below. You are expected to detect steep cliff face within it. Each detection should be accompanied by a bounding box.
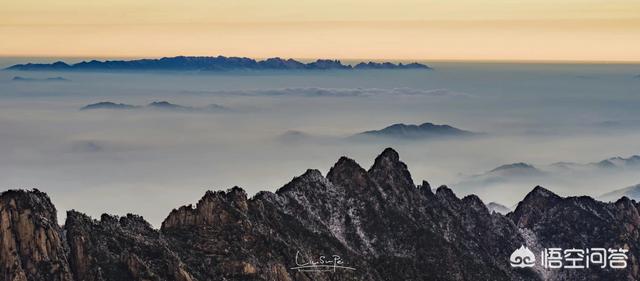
[1,148,640,281]
[0,189,72,281]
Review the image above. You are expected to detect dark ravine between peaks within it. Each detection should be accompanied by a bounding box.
[5,56,432,72]
[1,148,639,281]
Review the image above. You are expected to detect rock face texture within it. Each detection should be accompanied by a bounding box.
[65,212,195,281]
[0,190,72,281]
[1,148,639,280]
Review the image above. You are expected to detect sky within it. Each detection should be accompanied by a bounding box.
[1,0,639,61]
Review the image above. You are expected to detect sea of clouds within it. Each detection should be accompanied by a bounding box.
[1,61,639,225]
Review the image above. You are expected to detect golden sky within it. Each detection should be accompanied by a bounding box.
[1,0,639,61]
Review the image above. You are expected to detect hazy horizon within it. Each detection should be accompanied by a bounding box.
[2,56,640,67]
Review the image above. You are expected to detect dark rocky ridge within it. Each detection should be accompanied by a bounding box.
[5,56,431,72]
[1,148,639,280]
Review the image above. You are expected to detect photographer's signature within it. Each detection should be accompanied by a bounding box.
[290,251,356,272]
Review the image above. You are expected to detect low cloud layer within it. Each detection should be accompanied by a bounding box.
[182,87,470,98]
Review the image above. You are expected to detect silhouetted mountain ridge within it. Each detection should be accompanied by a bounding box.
[600,183,640,202]
[80,101,229,112]
[6,56,431,72]
[1,148,638,281]
[355,122,476,140]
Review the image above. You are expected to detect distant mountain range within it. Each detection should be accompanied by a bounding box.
[600,183,640,202]
[81,102,139,110]
[482,163,546,180]
[454,163,546,191]
[550,155,640,170]
[5,56,431,72]
[461,154,640,185]
[455,154,640,204]
[354,122,476,140]
[2,148,639,281]
[273,122,475,145]
[80,101,229,112]
[12,76,69,82]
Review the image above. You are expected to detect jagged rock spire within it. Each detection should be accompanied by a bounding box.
[368,147,415,192]
[327,156,372,189]
[161,187,249,230]
[509,186,562,228]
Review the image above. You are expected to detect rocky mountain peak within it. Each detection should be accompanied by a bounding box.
[509,186,562,228]
[326,156,371,189]
[375,147,400,162]
[0,189,57,219]
[614,196,635,206]
[275,169,332,197]
[418,180,434,196]
[435,185,457,199]
[368,147,415,198]
[433,185,464,210]
[287,169,325,186]
[161,187,249,230]
[419,180,431,189]
[328,156,363,175]
[462,194,489,213]
[515,186,562,211]
[369,147,408,175]
[528,185,560,199]
[299,168,323,179]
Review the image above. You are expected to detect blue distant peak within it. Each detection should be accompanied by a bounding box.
[356,122,474,140]
[5,56,432,72]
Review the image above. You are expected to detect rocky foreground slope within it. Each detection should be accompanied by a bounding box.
[1,148,639,281]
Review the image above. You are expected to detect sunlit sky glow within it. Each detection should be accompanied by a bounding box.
[1,0,639,61]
